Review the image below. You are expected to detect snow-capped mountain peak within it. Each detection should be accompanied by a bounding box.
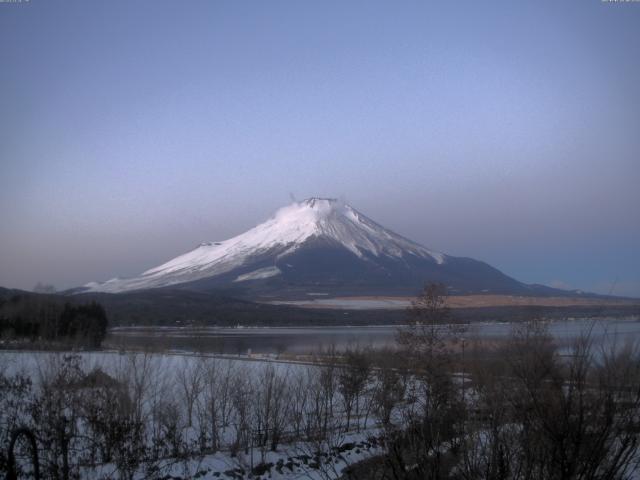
[83,198,446,293]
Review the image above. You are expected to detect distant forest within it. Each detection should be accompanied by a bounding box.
[0,286,638,336]
[0,292,108,348]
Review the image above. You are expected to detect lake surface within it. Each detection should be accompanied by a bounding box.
[106,317,640,355]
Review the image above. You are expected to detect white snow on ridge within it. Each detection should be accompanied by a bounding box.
[83,198,446,293]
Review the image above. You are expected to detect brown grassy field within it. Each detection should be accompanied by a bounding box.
[445,294,639,308]
[271,294,640,310]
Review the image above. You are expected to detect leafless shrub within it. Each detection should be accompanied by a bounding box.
[199,358,234,452]
[338,348,371,432]
[176,357,203,429]
[229,364,253,455]
[253,363,290,457]
[458,319,640,480]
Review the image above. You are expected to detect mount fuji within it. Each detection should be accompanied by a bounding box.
[80,198,555,298]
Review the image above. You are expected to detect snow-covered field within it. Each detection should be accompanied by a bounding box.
[85,431,384,480]
[0,350,386,480]
[268,297,412,310]
[4,317,640,479]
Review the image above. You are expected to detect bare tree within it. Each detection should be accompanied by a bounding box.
[230,365,253,455]
[289,368,311,440]
[338,348,371,432]
[373,362,403,428]
[176,357,203,428]
[378,283,466,479]
[253,364,290,457]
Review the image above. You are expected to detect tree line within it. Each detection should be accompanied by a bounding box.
[0,294,108,348]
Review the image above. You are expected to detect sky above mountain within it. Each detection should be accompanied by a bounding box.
[1,0,639,296]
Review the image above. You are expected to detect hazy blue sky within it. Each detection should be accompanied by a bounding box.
[1,0,639,296]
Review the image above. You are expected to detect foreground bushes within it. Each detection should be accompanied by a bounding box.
[0,352,382,479]
[2,322,639,480]
[363,284,640,480]
[1,284,639,479]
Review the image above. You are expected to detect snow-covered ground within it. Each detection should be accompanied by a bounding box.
[5,327,640,480]
[268,297,412,309]
[0,350,387,480]
[84,431,384,480]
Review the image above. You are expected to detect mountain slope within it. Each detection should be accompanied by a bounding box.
[81,198,550,297]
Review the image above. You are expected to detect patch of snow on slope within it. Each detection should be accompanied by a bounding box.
[234,266,281,282]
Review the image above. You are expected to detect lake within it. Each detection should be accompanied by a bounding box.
[105,316,640,355]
